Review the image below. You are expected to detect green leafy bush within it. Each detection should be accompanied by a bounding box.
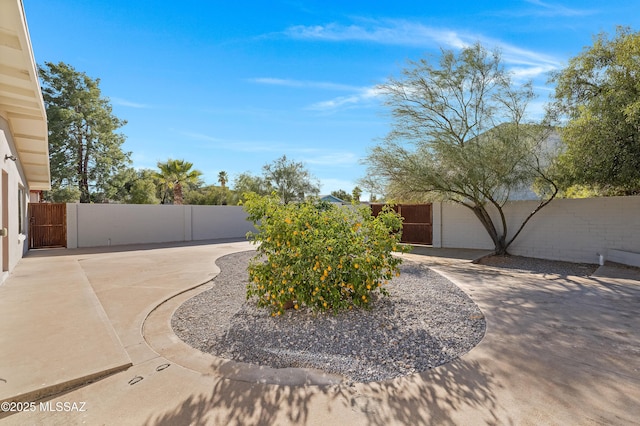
[243,193,411,316]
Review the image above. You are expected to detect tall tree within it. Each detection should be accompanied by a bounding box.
[362,44,558,255]
[262,155,320,203]
[233,172,272,201]
[217,170,229,204]
[127,169,160,204]
[351,186,363,203]
[108,168,159,204]
[39,62,131,203]
[549,27,640,195]
[156,159,203,205]
[217,171,228,188]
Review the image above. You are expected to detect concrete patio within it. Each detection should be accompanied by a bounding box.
[0,240,638,425]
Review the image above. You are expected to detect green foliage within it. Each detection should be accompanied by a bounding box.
[233,172,271,199]
[127,179,159,204]
[184,185,239,205]
[262,155,320,203]
[550,27,640,195]
[351,186,363,202]
[39,62,131,203]
[362,43,558,255]
[559,185,603,199]
[243,193,410,316]
[125,169,160,204]
[217,171,229,188]
[155,159,203,205]
[233,155,320,204]
[44,186,81,203]
[330,189,352,202]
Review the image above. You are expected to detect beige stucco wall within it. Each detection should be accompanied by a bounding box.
[0,116,30,280]
[68,204,254,248]
[65,197,640,264]
[191,205,254,240]
[434,196,640,264]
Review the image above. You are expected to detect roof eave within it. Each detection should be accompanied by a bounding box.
[0,0,51,190]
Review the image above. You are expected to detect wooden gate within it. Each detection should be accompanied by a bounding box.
[371,204,433,245]
[29,203,67,249]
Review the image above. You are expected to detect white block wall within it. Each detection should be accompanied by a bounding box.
[65,197,640,264]
[191,205,255,240]
[434,196,640,264]
[67,204,254,248]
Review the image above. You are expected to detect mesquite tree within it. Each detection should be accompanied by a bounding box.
[363,44,558,255]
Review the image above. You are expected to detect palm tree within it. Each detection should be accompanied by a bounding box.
[156,159,202,205]
[217,171,228,188]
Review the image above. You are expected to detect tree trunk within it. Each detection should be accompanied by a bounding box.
[493,236,509,255]
[78,133,90,203]
[469,204,510,256]
[174,183,183,205]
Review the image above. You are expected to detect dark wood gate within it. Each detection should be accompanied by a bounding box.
[29,203,67,249]
[371,204,433,245]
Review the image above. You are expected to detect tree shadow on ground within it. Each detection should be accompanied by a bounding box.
[145,256,640,425]
[347,357,504,426]
[432,262,640,424]
[476,255,598,278]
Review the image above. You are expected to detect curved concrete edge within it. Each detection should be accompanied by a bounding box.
[142,250,492,388]
[142,262,345,387]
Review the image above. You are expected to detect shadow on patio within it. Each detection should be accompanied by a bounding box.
[143,357,500,426]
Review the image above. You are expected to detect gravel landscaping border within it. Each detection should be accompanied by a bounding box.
[172,250,486,384]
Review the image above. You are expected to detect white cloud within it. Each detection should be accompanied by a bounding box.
[181,132,323,154]
[249,77,384,111]
[249,77,359,91]
[285,20,468,48]
[111,97,150,109]
[307,94,362,110]
[285,19,563,81]
[523,0,597,17]
[509,65,557,82]
[182,132,225,143]
[307,86,383,111]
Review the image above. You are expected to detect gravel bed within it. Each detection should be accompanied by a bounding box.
[172,250,486,384]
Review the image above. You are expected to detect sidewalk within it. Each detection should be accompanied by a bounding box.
[1,241,639,425]
[0,249,131,403]
[0,239,252,405]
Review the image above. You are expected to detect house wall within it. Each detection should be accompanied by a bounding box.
[433,196,640,264]
[0,116,30,282]
[67,204,254,248]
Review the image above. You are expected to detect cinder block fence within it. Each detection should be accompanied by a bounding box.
[432,196,640,265]
[63,196,640,266]
[66,204,255,248]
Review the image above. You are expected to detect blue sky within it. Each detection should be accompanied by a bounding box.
[23,0,640,197]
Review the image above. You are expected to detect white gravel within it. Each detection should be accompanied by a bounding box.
[172,250,486,384]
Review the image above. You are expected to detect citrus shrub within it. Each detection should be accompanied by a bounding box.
[242,192,411,316]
